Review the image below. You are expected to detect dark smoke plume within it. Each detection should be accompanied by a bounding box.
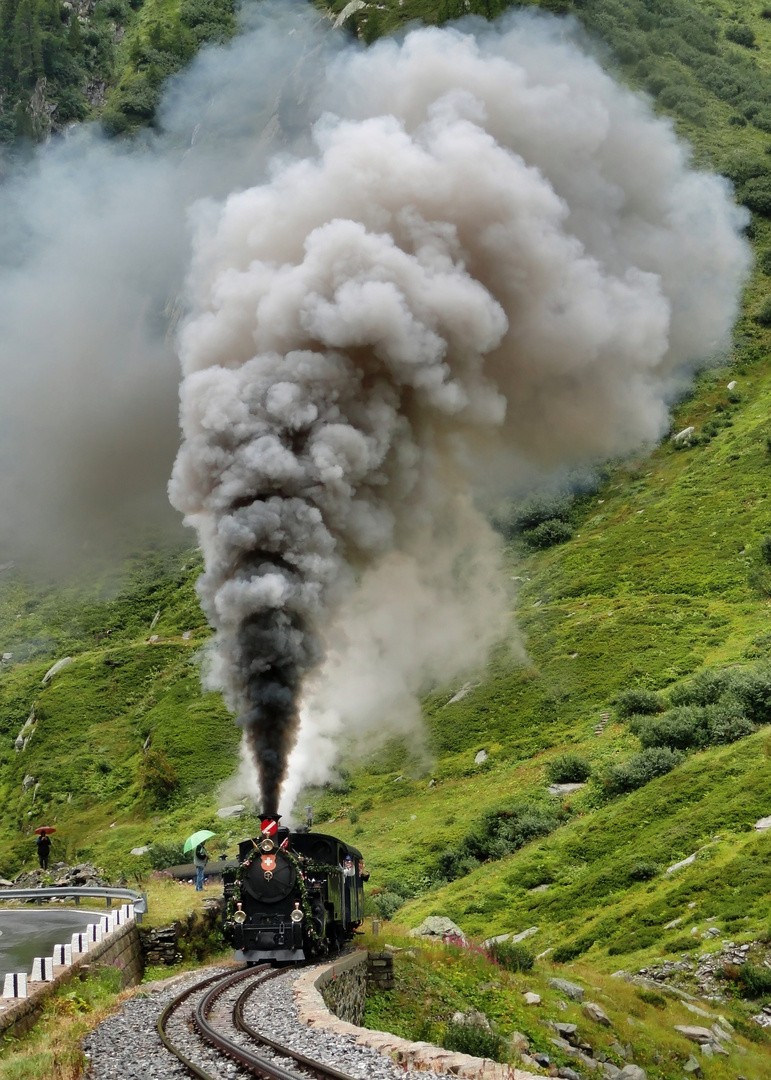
[168,10,749,811]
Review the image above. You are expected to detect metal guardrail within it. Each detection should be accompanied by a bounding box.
[0,887,148,922]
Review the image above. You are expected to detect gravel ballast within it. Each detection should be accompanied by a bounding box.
[82,963,458,1080]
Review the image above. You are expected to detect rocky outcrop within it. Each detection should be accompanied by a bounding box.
[409,916,466,942]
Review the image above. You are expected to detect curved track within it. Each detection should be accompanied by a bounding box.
[158,964,358,1080]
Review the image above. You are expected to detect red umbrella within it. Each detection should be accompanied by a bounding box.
[33,826,56,835]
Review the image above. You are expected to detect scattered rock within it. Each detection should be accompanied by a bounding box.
[451,1009,490,1030]
[553,1022,578,1040]
[523,992,541,1005]
[182,630,193,641]
[42,656,73,684]
[663,917,683,930]
[548,977,585,1002]
[216,804,245,819]
[558,1069,582,1080]
[548,783,586,796]
[619,1067,647,1080]
[474,749,488,765]
[21,773,35,792]
[507,1031,529,1052]
[666,853,696,874]
[445,682,478,705]
[672,426,695,443]
[511,925,539,943]
[131,846,150,856]
[674,1026,713,1045]
[409,916,466,942]
[602,1065,622,1080]
[530,883,549,893]
[583,1002,611,1026]
[727,380,737,390]
[754,815,771,831]
[427,779,437,787]
[683,1055,702,1076]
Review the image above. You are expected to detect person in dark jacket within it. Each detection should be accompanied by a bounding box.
[36,833,51,870]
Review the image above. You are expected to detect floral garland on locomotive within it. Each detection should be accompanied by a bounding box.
[222,815,367,962]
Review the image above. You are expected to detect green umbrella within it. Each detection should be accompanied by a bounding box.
[184,829,216,854]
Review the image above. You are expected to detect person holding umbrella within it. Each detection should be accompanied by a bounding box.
[184,830,215,892]
[34,826,55,870]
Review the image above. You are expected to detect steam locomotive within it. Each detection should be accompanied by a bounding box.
[222,816,366,962]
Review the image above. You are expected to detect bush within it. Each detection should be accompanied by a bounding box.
[489,940,535,971]
[148,839,186,869]
[632,706,704,750]
[726,24,755,48]
[742,179,771,217]
[443,1022,504,1061]
[493,491,573,540]
[738,963,771,997]
[436,802,560,881]
[371,891,404,920]
[547,754,592,783]
[521,518,574,550]
[636,988,668,1009]
[604,747,683,795]
[663,935,697,953]
[138,748,178,806]
[615,688,663,719]
[552,937,593,963]
[628,860,660,882]
[757,298,771,325]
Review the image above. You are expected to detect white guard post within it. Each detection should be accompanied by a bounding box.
[52,943,73,967]
[2,973,27,998]
[30,957,54,981]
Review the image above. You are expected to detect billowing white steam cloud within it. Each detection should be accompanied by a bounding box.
[168,13,749,813]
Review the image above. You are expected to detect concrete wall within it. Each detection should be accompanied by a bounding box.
[0,920,143,1040]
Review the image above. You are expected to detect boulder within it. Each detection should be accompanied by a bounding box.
[131,846,150,856]
[523,992,541,1005]
[22,774,35,792]
[682,1056,702,1076]
[672,426,695,443]
[474,750,488,765]
[666,853,696,874]
[754,815,771,831]
[663,917,683,929]
[42,657,73,684]
[410,916,466,942]
[602,1065,622,1080]
[557,1069,582,1080]
[674,1026,713,1045]
[548,977,585,1002]
[548,783,586,796]
[216,804,245,819]
[619,1068,647,1080]
[507,1031,529,1052]
[451,1009,490,1030]
[583,1002,611,1026]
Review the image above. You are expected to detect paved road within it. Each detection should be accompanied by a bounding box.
[0,909,102,980]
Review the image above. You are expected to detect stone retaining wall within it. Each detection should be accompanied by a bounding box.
[317,949,368,1025]
[295,952,540,1080]
[0,920,143,1040]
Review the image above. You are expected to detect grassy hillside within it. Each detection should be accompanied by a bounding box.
[1,0,771,1009]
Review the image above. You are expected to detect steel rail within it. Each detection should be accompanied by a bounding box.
[194,966,308,1080]
[157,965,251,1080]
[233,976,358,1080]
[158,962,360,1080]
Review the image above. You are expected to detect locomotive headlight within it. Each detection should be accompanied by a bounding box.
[290,907,304,923]
[233,904,247,925]
[259,838,275,853]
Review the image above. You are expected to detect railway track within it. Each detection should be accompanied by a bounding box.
[158,964,358,1080]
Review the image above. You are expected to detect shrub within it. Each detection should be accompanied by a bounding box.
[742,179,771,217]
[521,518,574,550]
[636,988,668,1009]
[552,937,592,963]
[547,754,592,784]
[738,963,771,997]
[663,935,696,953]
[756,298,771,325]
[138,747,178,806]
[615,688,663,719]
[348,810,359,824]
[443,1022,504,1061]
[436,802,560,881]
[148,839,186,869]
[371,891,404,920]
[493,491,573,539]
[763,6,771,17]
[628,860,660,882]
[669,669,728,707]
[604,747,683,795]
[726,24,756,48]
[632,706,705,750]
[489,940,535,971]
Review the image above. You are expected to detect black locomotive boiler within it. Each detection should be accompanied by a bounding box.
[223,816,366,962]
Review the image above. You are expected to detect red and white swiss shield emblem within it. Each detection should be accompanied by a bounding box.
[261,854,276,873]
